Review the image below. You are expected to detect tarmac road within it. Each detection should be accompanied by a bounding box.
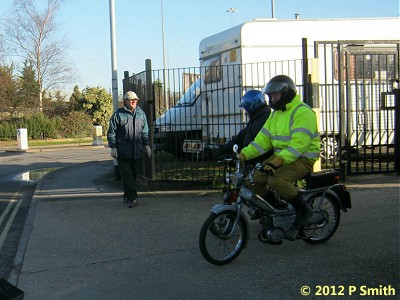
[0,146,110,281]
[0,146,399,299]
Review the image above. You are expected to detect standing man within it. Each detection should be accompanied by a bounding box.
[239,75,320,230]
[107,91,151,208]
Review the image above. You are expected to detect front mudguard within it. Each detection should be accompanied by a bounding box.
[210,203,250,248]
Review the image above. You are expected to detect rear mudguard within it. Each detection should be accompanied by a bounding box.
[210,203,250,248]
[330,185,352,211]
[303,186,351,212]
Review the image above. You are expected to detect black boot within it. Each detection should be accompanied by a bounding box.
[290,193,312,229]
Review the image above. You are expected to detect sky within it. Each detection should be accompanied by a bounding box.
[0,0,399,94]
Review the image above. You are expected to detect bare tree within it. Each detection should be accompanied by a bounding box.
[4,0,74,112]
[0,33,6,64]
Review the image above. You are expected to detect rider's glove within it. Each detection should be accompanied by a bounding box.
[261,156,283,175]
[110,148,118,158]
[238,152,246,163]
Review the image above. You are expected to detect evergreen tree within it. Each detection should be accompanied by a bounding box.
[18,60,40,110]
[0,64,18,115]
[69,85,82,111]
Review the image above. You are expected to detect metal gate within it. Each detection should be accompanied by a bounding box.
[123,59,305,182]
[314,40,400,177]
[123,41,400,182]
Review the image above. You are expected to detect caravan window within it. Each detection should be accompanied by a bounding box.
[203,56,222,84]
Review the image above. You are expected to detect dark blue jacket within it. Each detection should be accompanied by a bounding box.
[220,105,271,153]
[107,106,149,160]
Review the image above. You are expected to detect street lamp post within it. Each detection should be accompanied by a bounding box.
[109,0,118,112]
[108,0,120,180]
[271,0,275,18]
[161,0,168,108]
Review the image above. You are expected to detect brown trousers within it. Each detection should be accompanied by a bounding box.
[251,155,314,200]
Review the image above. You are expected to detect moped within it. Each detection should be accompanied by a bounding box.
[199,145,352,265]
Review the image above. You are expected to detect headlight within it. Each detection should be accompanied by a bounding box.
[229,173,243,185]
[239,187,254,199]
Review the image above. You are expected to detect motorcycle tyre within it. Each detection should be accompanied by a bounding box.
[199,211,248,265]
[301,193,341,245]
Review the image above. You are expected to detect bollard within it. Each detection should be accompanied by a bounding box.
[92,126,103,146]
[17,128,28,150]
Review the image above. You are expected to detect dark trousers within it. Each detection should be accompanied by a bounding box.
[117,158,139,200]
[252,156,314,200]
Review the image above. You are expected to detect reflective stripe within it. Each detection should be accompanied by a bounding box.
[302,152,320,159]
[291,127,314,138]
[276,148,319,160]
[287,147,320,160]
[260,127,270,137]
[272,135,291,142]
[289,104,310,129]
[289,103,319,140]
[287,146,301,158]
[250,141,266,154]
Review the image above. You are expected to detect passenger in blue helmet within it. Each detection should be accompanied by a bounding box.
[216,89,271,162]
[239,89,266,113]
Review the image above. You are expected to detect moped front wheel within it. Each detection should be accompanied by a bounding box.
[199,211,247,265]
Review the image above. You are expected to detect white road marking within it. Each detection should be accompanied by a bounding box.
[0,197,22,252]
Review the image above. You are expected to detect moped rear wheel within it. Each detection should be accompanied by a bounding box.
[199,211,247,265]
[301,193,341,244]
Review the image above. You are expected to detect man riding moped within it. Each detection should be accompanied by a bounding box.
[238,75,320,229]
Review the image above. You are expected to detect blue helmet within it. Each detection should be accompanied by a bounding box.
[239,90,266,113]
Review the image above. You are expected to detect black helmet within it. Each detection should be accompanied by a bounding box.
[262,75,297,111]
[239,90,266,113]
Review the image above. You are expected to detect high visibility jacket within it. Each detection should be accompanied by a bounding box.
[241,95,320,164]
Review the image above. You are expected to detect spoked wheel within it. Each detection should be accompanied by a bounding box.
[199,211,248,265]
[301,193,341,244]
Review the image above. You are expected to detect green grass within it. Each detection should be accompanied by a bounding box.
[0,137,108,147]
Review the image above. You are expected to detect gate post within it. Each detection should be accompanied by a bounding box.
[145,59,156,180]
[301,38,310,106]
[393,81,400,174]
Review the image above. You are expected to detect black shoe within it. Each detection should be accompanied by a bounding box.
[128,199,139,208]
[123,196,128,203]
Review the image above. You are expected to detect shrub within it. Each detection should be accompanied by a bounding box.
[59,111,93,138]
[0,113,60,139]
